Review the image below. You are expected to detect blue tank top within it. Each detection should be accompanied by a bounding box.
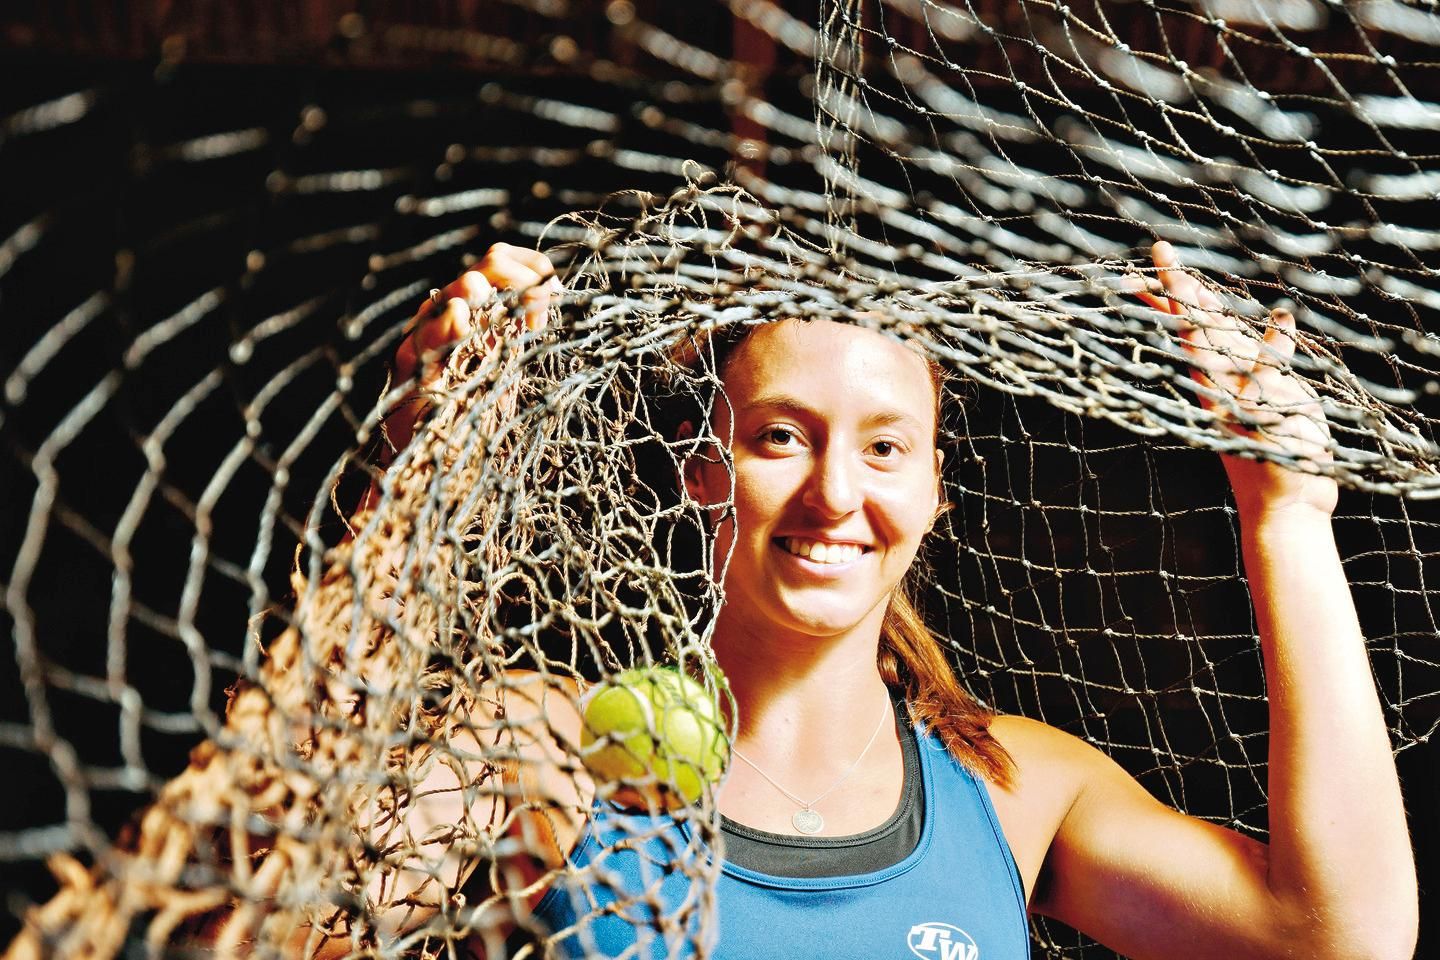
[531,721,1031,959]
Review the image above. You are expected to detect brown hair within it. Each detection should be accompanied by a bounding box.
[670,320,1015,787]
[880,572,1015,788]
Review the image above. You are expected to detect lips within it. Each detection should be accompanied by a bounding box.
[776,537,871,565]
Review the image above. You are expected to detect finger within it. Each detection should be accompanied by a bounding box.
[412,297,471,386]
[401,287,443,339]
[1126,258,1219,396]
[476,245,547,292]
[1137,289,1171,313]
[1151,241,1231,318]
[1247,308,1310,415]
[1151,241,1215,357]
[407,296,470,368]
[434,296,475,350]
[486,242,559,281]
[1150,240,1191,301]
[1188,311,1260,371]
[476,250,552,331]
[397,296,473,386]
[1161,305,1234,401]
[440,268,496,312]
[1152,241,1263,376]
[526,276,562,331]
[1151,240,1211,318]
[1119,273,1173,314]
[1260,307,1298,367]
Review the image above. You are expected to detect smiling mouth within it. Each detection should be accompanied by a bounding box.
[776,537,871,565]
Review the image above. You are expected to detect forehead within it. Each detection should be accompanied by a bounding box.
[722,318,937,425]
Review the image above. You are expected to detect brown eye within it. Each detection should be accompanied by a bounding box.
[872,440,897,457]
[763,427,796,446]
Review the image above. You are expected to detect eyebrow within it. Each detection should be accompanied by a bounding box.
[740,393,928,431]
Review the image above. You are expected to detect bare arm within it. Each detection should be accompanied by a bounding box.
[287,244,573,954]
[1025,242,1418,960]
[2,244,570,960]
[277,673,587,959]
[229,245,570,956]
[351,242,562,527]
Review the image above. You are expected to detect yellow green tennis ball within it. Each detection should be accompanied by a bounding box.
[580,666,729,805]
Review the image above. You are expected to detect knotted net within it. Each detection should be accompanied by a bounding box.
[2,1,1437,957]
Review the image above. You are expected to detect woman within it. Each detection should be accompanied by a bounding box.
[363,240,1418,960]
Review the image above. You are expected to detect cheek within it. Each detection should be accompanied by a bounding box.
[730,461,788,532]
[875,497,929,544]
[871,471,940,543]
[694,458,785,559]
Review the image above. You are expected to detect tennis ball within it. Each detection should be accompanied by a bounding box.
[580,666,729,806]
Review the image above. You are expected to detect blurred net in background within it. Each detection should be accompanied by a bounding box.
[2,1,1439,957]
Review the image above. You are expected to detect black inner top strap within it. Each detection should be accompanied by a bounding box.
[718,695,924,879]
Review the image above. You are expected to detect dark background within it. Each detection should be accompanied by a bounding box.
[1,2,1436,957]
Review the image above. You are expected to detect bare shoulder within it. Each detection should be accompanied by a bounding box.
[991,711,1110,761]
[987,713,1112,796]
[978,714,1113,908]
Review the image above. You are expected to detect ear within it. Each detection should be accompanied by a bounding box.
[930,447,947,528]
[676,420,709,503]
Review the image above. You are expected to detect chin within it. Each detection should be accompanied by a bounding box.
[763,587,888,639]
[718,549,898,640]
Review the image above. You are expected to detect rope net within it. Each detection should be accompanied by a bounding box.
[2,1,1437,957]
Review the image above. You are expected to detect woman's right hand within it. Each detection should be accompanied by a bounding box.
[386,243,561,456]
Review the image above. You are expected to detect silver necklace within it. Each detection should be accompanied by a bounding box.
[730,698,892,835]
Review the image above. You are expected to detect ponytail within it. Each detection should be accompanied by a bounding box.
[878,579,1015,788]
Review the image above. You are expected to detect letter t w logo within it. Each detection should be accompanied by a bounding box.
[906,922,979,960]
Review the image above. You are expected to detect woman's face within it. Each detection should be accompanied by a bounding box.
[685,319,943,643]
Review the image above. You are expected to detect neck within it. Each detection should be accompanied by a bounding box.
[710,600,894,768]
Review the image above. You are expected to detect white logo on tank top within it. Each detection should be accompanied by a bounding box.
[907,922,979,960]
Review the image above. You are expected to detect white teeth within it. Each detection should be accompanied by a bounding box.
[783,538,863,564]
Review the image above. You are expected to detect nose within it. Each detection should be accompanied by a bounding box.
[802,444,863,518]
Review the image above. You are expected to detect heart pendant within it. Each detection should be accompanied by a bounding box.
[792,808,824,835]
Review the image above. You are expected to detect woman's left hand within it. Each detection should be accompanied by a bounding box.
[1137,240,1338,522]
[1039,245,1417,960]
